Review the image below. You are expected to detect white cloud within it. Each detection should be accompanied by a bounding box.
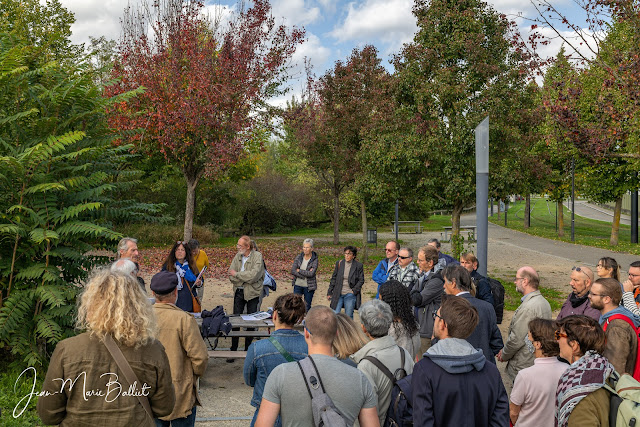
[291,32,331,75]
[329,0,417,44]
[272,0,321,25]
[60,0,129,44]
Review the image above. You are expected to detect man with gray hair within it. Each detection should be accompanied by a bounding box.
[352,300,415,425]
[111,258,146,292]
[388,247,421,291]
[117,237,145,290]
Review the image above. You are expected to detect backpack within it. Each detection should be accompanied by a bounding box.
[297,356,348,427]
[472,275,505,324]
[359,348,411,427]
[604,371,640,427]
[488,277,505,324]
[385,374,413,427]
[603,314,640,381]
[200,305,232,338]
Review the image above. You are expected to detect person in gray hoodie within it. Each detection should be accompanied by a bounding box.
[412,295,509,427]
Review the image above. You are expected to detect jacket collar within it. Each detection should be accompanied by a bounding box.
[351,335,397,363]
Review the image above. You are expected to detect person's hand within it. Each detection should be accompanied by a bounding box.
[327,295,331,301]
[496,349,503,362]
[229,269,237,277]
[623,279,634,293]
[195,278,202,287]
[296,268,300,273]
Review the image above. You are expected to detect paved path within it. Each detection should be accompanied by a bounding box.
[564,200,632,226]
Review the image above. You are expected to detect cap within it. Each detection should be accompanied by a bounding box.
[150,270,178,294]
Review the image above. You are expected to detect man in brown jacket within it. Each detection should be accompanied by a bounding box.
[589,277,640,376]
[151,271,209,426]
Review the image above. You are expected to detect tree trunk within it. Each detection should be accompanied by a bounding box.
[183,173,199,242]
[557,200,564,238]
[610,197,623,246]
[333,186,340,245]
[361,200,368,263]
[524,194,530,229]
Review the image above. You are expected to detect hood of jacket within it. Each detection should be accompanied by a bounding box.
[600,305,640,328]
[425,337,485,374]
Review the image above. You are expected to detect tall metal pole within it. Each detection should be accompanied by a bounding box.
[632,190,638,244]
[571,158,575,242]
[475,116,489,277]
[490,198,494,216]
[395,200,399,242]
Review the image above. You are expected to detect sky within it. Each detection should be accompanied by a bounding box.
[59,0,593,101]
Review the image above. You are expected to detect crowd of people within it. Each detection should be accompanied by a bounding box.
[34,235,640,427]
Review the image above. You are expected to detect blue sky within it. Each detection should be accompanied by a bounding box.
[60,0,592,101]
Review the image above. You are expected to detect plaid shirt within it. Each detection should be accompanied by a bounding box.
[389,262,422,291]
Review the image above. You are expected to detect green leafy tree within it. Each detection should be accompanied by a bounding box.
[393,0,529,243]
[0,32,147,366]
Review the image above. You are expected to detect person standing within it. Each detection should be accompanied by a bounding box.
[352,300,415,425]
[379,280,421,360]
[255,306,379,427]
[459,252,494,306]
[117,236,146,289]
[327,246,365,319]
[229,235,265,354]
[372,241,400,298]
[37,270,175,426]
[497,266,552,385]
[622,260,640,316]
[188,238,209,299]
[509,318,568,427]
[161,241,201,313]
[244,294,308,427]
[388,247,421,291]
[291,238,318,311]
[556,266,600,321]
[150,271,208,427]
[412,296,508,426]
[411,245,444,355]
[588,277,640,376]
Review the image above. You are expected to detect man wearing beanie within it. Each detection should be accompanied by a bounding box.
[151,271,209,426]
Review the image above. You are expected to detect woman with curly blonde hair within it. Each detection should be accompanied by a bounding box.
[37,269,175,426]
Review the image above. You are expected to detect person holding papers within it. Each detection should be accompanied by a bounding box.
[162,241,201,313]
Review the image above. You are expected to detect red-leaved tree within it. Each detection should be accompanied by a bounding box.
[108,0,304,240]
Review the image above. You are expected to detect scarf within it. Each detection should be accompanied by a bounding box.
[175,261,188,290]
[569,292,589,308]
[555,350,613,427]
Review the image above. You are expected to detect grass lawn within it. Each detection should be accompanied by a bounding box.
[496,278,565,312]
[490,197,640,255]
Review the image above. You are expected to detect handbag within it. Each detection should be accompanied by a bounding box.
[102,333,154,421]
[183,277,202,313]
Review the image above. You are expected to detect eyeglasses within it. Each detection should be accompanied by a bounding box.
[432,310,444,321]
[514,277,524,282]
[629,273,640,278]
[302,319,312,335]
[398,255,411,260]
[176,241,186,245]
[554,330,568,340]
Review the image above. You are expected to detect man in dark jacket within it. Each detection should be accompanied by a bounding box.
[442,264,503,363]
[412,245,444,356]
[327,245,365,319]
[412,296,509,426]
[460,252,494,306]
[556,265,600,321]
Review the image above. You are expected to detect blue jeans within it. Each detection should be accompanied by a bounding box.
[155,406,196,427]
[293,285,315,311]
[333,293,356,318]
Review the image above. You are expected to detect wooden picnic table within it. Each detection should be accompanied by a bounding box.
[442,225,477,241]
[196,315,275,358]
[390,220,423,234]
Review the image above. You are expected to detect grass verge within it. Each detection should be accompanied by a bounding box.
[0,355,42,426]
[496,278,564,312]
[490,197,640,255]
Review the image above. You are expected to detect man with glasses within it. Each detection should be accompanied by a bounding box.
[229,235,265,357]
[372,241,399,298]
[497,266,551,385]
[410,245,444,355]
[589,277,640,375]
[388,247,421,291]
[412,296,508,426]
[557,266,600,321]
[256,306,379,427]
[622,261,640,316]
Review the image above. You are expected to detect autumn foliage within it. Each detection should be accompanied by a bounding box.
[107,0,304,240]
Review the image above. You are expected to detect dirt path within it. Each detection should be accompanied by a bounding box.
[140,219,639,425]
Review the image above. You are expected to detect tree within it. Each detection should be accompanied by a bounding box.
[286,46,389,244]
[0,31,150,366]
[393,0,529,244]
[109,0,304,240]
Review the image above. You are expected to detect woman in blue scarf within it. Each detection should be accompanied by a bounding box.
[162,241,201,312]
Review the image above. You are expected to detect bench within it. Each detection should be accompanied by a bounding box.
[208,350,247,359]
[390,221,423,234]
[442,226,477,242]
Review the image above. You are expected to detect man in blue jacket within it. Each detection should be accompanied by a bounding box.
[372,241,399,298]
[412,295,508,427]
